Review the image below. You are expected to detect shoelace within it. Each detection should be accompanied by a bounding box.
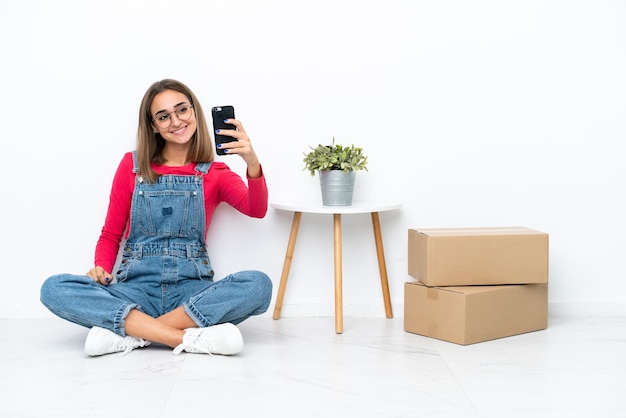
[172,330,214,356]
[114,336,148,356]
[173,335,193,355]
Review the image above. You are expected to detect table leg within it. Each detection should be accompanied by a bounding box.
[371,212,393,318]
[273,211,302,320]
[333,213,343,334]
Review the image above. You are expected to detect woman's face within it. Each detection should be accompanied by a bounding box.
[150,89,197,147]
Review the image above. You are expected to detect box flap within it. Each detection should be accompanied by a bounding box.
[406,281,525,296]
[409,227,546,237]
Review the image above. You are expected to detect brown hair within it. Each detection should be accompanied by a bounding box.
[137,79,214,182]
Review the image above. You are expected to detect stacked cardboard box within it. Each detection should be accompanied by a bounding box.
[404,227,549,345]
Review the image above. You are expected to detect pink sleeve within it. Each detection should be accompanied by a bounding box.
[94,153,134,273]
[218,165,268,218]
[245,170,269,218]
[203,164,268,229]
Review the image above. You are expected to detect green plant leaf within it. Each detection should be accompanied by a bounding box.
[303,137,368,175]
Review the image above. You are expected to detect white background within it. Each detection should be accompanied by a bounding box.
[1,0,624,318]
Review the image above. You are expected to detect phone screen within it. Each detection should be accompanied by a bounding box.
[211,106,236,155]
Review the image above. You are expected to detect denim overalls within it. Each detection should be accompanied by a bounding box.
[41,153,272,336]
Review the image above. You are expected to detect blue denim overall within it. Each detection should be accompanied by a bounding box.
[41,155,272,336]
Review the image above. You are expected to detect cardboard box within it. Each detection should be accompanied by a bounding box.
[408,227,549,286]
[404,281,548,345]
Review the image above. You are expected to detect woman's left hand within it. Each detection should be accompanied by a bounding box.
[217,119,261,178]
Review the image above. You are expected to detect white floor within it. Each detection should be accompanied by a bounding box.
[1,312,625,418]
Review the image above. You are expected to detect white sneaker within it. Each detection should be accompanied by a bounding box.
[173,323,243,356]
[84,326,150,356]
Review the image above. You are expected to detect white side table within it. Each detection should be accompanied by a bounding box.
[270,200,402,333]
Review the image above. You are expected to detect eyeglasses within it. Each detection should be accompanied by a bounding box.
[152,104,194,128]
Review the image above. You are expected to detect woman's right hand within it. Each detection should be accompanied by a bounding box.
[86,266,112,286]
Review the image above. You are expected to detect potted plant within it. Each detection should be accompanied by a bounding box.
[303,137,368,206]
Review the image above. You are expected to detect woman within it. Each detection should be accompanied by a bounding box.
[41,79,272,356]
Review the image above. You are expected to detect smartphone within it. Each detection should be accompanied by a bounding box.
[211,105,236,155]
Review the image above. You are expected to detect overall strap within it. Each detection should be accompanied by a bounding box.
[195,162,212,174]
[131,150,140,174]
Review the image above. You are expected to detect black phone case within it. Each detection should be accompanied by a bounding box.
[211,106,236,155]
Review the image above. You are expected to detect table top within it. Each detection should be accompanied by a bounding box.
[270,200,402,214]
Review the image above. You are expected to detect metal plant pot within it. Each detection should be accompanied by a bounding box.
[319,170,356,206]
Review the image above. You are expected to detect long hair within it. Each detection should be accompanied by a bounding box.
[137,79,214,182]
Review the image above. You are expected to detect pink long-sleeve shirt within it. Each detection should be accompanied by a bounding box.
[94,152,268,273]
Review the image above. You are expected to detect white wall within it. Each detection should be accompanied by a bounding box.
[1,0,624,318]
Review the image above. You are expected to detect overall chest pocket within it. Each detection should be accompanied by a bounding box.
[135,189,200,237]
